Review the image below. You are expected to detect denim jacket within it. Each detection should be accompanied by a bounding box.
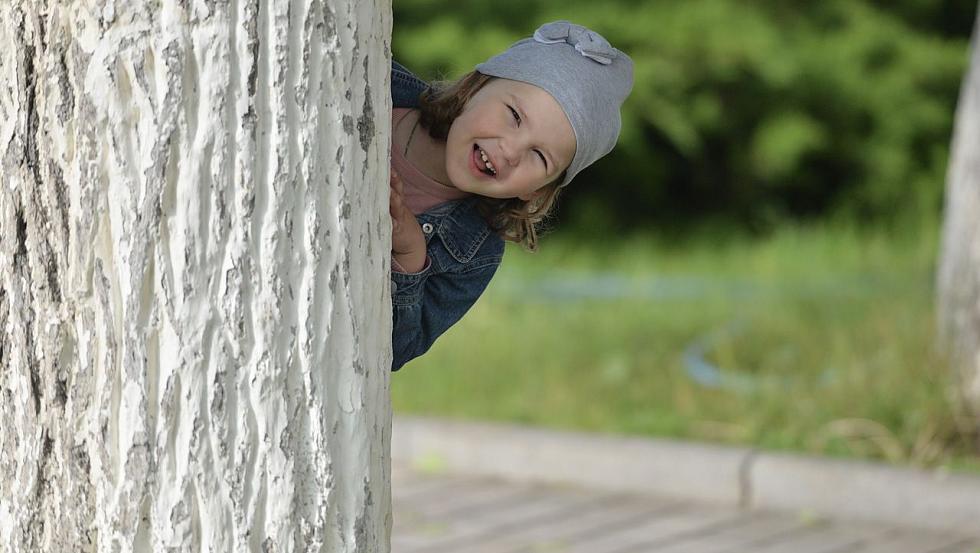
[390,60,505,371]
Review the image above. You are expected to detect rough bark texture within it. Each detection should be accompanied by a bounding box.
[0,0,393,551]
[938,5,980,420]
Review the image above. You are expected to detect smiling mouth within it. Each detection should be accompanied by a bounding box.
[473,144,497,177]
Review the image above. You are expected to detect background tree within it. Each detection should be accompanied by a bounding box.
[938,4,980,429]
[0,0,393,550]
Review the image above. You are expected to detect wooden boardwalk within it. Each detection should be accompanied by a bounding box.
[392,464,980,553]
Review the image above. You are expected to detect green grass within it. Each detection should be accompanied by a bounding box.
[391,221,980,474]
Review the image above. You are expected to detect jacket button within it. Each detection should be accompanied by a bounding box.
[422,222,434,234]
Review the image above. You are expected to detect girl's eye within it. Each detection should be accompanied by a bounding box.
[509,105,548,169]
[508,105,521,125]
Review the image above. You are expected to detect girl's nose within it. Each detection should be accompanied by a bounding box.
[500,137,525,167]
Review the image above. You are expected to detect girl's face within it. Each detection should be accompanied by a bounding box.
[444,78,576,201]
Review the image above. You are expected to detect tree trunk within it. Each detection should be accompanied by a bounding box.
[938,5,980,422]
[0,0,393,551]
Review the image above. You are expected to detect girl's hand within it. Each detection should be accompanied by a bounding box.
[389,170,427,272]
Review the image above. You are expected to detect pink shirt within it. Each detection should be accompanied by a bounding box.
[391,108,470,214]
[391,108,472,273]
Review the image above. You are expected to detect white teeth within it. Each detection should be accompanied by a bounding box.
[478,148,496,175]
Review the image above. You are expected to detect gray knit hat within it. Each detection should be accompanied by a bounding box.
[475,20,634,188]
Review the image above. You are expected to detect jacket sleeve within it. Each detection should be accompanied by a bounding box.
[390,257,501,371]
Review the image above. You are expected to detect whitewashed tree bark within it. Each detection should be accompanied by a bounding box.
[938,5,980,421]
[0,0,393,551]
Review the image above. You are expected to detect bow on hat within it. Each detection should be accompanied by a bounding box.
[532,20,616,65]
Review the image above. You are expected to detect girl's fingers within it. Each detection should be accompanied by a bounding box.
[388,173,409,231]
[390,190,406,220]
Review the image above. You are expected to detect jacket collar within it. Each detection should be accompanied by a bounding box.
[421,198,493,263]
[392,60,429,109]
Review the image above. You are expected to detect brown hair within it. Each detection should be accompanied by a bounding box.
[417,70,567,252]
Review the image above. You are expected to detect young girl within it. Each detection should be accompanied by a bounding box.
[388,20,633,371]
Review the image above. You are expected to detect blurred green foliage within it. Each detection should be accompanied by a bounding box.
[392,0,975,235]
